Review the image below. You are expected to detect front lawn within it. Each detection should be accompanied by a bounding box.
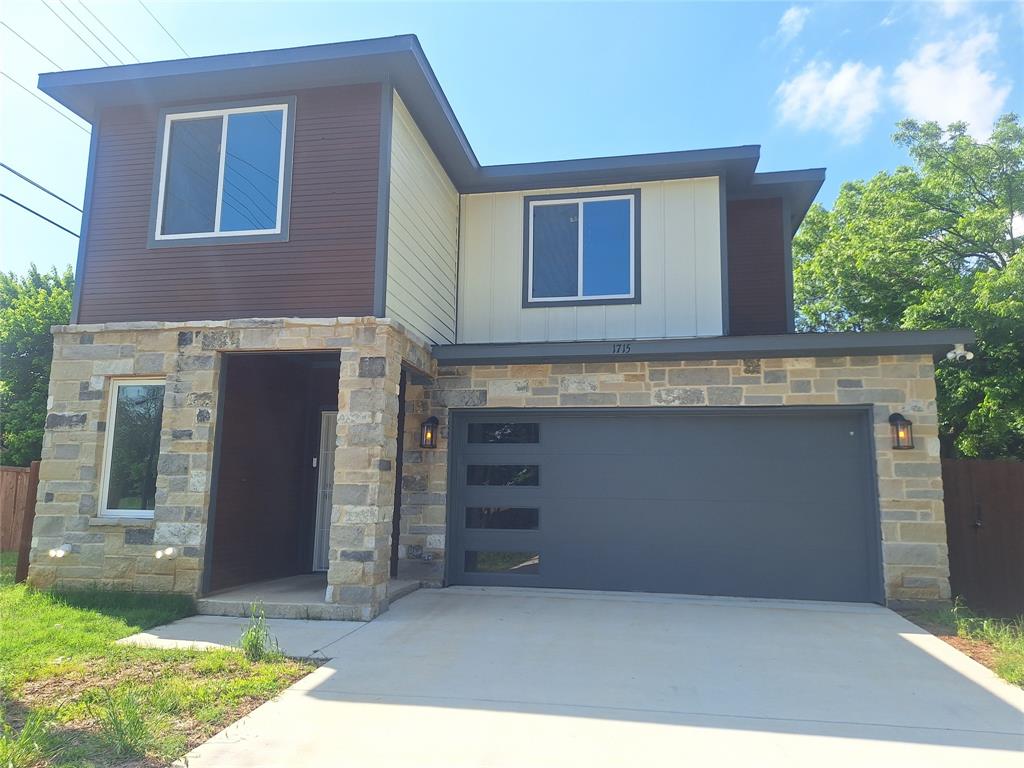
[898,602,1024,687]
[0,564,316,767]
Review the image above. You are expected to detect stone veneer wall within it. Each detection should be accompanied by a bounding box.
[397,355,949,601]
[29,317,432,620]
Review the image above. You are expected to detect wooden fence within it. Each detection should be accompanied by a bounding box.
[1,462,41,582]
[942,458,1024,617]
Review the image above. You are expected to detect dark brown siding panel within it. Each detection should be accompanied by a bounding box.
[727,197,789,336]
[78,84,382,323]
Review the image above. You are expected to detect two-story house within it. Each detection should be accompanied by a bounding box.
[28,36,972,620]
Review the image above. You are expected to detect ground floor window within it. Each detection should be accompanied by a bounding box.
[99,379,165,517]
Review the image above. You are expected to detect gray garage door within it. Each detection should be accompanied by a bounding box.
[448,408,883,603]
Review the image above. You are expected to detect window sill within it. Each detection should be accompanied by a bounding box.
[89,517,155,528]
[523,295,640,309]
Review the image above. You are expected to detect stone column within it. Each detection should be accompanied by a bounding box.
[326,321,403,620]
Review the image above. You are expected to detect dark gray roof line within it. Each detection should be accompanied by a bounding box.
[433,329,977,366]
[37,34,824,221]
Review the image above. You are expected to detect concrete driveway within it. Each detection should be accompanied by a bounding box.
[181,587,1024,766]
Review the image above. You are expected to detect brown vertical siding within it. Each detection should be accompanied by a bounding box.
[726,197,790,335]
[77,84,381,323]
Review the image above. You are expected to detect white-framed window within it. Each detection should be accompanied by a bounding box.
[99,378,166,518]
[526,191,639,305]
[155,103,289,240]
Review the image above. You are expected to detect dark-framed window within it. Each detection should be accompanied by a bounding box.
[524,189,640,307]
[150,99,295,246]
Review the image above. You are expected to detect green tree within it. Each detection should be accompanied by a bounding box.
[794,114,1023,458]
[0,265,74,466]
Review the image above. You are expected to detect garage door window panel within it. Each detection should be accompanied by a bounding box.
[466,507,540,530]
[467,423,540,444]
[465,551,540,575]
[466,465,539,486]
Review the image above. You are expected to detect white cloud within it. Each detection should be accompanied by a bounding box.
[777,6,811,43]
[776,61,884,143]
[891,29,1011,138]
[938,0,970,18]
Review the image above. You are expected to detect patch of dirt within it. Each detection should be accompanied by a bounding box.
[897,613,1000,672]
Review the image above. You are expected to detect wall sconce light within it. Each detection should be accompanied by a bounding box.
[154,546,177,560]
[420,416,439,449]
[889,413,914,450]
[48,547,67,558]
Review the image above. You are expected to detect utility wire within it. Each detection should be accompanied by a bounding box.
[1,193,80,238]
[79,2,140,63]
[58,0,124,64]
[0,21,64,70]
[40,0,111,65]
[0,73,91,135]
[137,0,188,56]
[1,163,83,212]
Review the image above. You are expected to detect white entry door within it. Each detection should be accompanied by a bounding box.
[312,411,338,572]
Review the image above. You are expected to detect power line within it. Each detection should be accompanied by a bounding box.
[1,163,82,212]
[58,0,124,64]
[40,0,111,65]
[79,2,140,63]
[0,73,91,135]
[137,0,188,56]
[0,21,64,70]
[1,193,80,238]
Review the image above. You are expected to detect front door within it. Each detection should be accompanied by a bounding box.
[312,411,338,572]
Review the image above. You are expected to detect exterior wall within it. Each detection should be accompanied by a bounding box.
[76,84,383,323]
[28,317,433,620]
[456,177,723,344]
[398,354,950,601]
[727,197,790,335]
[385,91,459,344]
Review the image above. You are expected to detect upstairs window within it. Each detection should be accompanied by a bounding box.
[155,103,290,241]
[525,191,639,305]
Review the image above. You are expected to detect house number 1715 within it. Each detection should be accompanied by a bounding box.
[612,343,632,354]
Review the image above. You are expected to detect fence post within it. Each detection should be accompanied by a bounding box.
[15,460,41,583]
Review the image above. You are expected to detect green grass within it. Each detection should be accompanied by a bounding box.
[0,579,317,767]
[1,551,18,585]
[900,601,1024,687]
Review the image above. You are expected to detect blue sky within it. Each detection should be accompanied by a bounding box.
[2,1,1022,276]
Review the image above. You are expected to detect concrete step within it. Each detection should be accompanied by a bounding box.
[197,580,422,621]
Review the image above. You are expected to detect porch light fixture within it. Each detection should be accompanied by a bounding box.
[420,416,439,449]
[889,413,914,450]
[48,547,67,558]
[154,546,177,560]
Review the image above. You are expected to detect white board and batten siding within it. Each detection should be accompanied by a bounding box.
[385,92,459,344]
[457,177,724,344]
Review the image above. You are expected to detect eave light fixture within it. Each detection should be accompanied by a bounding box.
[420,416,439,449]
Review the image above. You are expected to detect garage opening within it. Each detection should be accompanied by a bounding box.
[448,407,884,604]
[205,353,339,595]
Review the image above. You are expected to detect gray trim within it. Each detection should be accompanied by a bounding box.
[733,169,826,235]
[200,352,230,596]
[521,189,641,309]
[70,123,99,323]
[470,147,760,194]
[433,328,976,366]
[146,96,297,249]
[781,194,796,333]
[859,403,887,605]
[718,173,730,336]
[373,81,394,317]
